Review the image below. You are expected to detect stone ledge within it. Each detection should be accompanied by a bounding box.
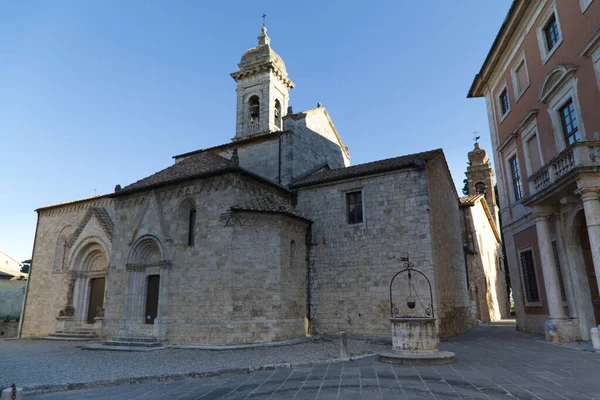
[378,350,456,365]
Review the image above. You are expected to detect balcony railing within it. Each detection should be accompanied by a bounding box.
[528,141,600,196]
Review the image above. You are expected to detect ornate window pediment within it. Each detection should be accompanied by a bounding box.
[538,65,577,104]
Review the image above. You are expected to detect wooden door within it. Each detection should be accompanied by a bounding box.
[145,275,160,325]
[581,225,600,324]
[87,278,105,324]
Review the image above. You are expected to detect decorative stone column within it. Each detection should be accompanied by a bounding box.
[577,188,600,297]
[576,186,600,350]
[533,208,578,341]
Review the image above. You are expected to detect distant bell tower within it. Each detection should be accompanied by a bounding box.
[230,26,294,140]
[465,142,497,209]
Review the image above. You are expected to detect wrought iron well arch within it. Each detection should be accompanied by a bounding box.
[389,257,434,318]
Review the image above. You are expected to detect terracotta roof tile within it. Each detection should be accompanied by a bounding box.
[459,194,484,206]
[231,197,310,222]
[292,149,442,187]
[119,152,233,194]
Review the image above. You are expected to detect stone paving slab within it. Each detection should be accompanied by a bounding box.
[24,321,600,399]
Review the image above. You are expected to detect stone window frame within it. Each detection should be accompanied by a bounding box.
[511,51,530,101]
[579,30,600,92]
[544,75,587,154]
[503,143,524,204]
[519,117,544,178]
[536,2,563,65]
[496,80,511,123]
[343,188,365,225]
[518,246,543,307]
[580,0,594,13]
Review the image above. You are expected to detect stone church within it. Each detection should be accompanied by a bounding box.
[20,27,506,346]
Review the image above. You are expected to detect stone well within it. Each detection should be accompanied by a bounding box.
[379,317,455,364]
[379,256,455,365]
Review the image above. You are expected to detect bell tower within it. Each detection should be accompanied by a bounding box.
[231,27,295,140]
[465,142,497,215]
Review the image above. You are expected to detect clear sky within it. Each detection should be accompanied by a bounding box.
[0,1,512,261]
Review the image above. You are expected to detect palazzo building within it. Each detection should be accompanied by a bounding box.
[468,0,600,343]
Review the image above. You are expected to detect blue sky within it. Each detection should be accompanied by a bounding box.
[0,1,512,261]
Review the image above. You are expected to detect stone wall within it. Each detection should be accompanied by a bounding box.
[216,108,350,188]
[296,168,434,337]
[0,280,26,317]
[461,200,508,323]
[282,109,350,186]
[426,156,472,339]
[215,137,281,184]
[103,173,307,345]
[0,321,18,338]
[20,197,114,338]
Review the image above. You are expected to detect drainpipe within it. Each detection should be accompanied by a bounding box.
[18,212,40,339]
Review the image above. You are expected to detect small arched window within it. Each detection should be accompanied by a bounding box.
[475,182,487,195]
[249,95,260,123]
[274,99,282,129]
[188,208,196,246]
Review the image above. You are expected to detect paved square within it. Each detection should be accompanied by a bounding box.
[24,322,600,399]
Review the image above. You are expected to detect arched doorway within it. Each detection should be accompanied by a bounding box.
[122,235,168,335]
[67,240,109,325]
[578,212,600,324]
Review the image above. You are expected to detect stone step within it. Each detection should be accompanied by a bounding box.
[40,336,98,342]
[102,340,163,347]
[112,336,158,343]
[48,332,98,339]
[82,343,166,352]
[55,329,97,334]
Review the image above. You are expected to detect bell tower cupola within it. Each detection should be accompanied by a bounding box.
[465,142,497,217]
[231,27,294,140]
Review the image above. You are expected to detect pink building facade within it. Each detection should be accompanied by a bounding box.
[469,0,600,344]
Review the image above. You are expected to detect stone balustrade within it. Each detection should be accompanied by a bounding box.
[528,141,600,196]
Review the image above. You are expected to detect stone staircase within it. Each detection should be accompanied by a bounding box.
[82,335,165,351]
[42,328,99,341]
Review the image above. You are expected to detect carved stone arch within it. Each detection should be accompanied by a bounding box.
[128,234,166,266]
[67,236,110,272]
[538,64,577,103]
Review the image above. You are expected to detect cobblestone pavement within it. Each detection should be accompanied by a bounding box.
[0,336,388,390]
[26,322,600,399]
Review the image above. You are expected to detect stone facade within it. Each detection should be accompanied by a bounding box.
[295,151,472,339]
[20,27,502,346]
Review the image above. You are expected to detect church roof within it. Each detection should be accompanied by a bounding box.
[231,196,311,222]
[292,149,442,188]
[458,194,485,206]
[115,151,290,197]
[117,152,233,194]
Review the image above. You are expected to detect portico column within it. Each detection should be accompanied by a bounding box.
[577,188,600,298]
[533,209,567,320]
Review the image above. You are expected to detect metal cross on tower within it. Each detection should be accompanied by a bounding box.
[262,13,267,27]
[473,131,480,144]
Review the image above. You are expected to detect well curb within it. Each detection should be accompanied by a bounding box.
[18,353,377,395]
